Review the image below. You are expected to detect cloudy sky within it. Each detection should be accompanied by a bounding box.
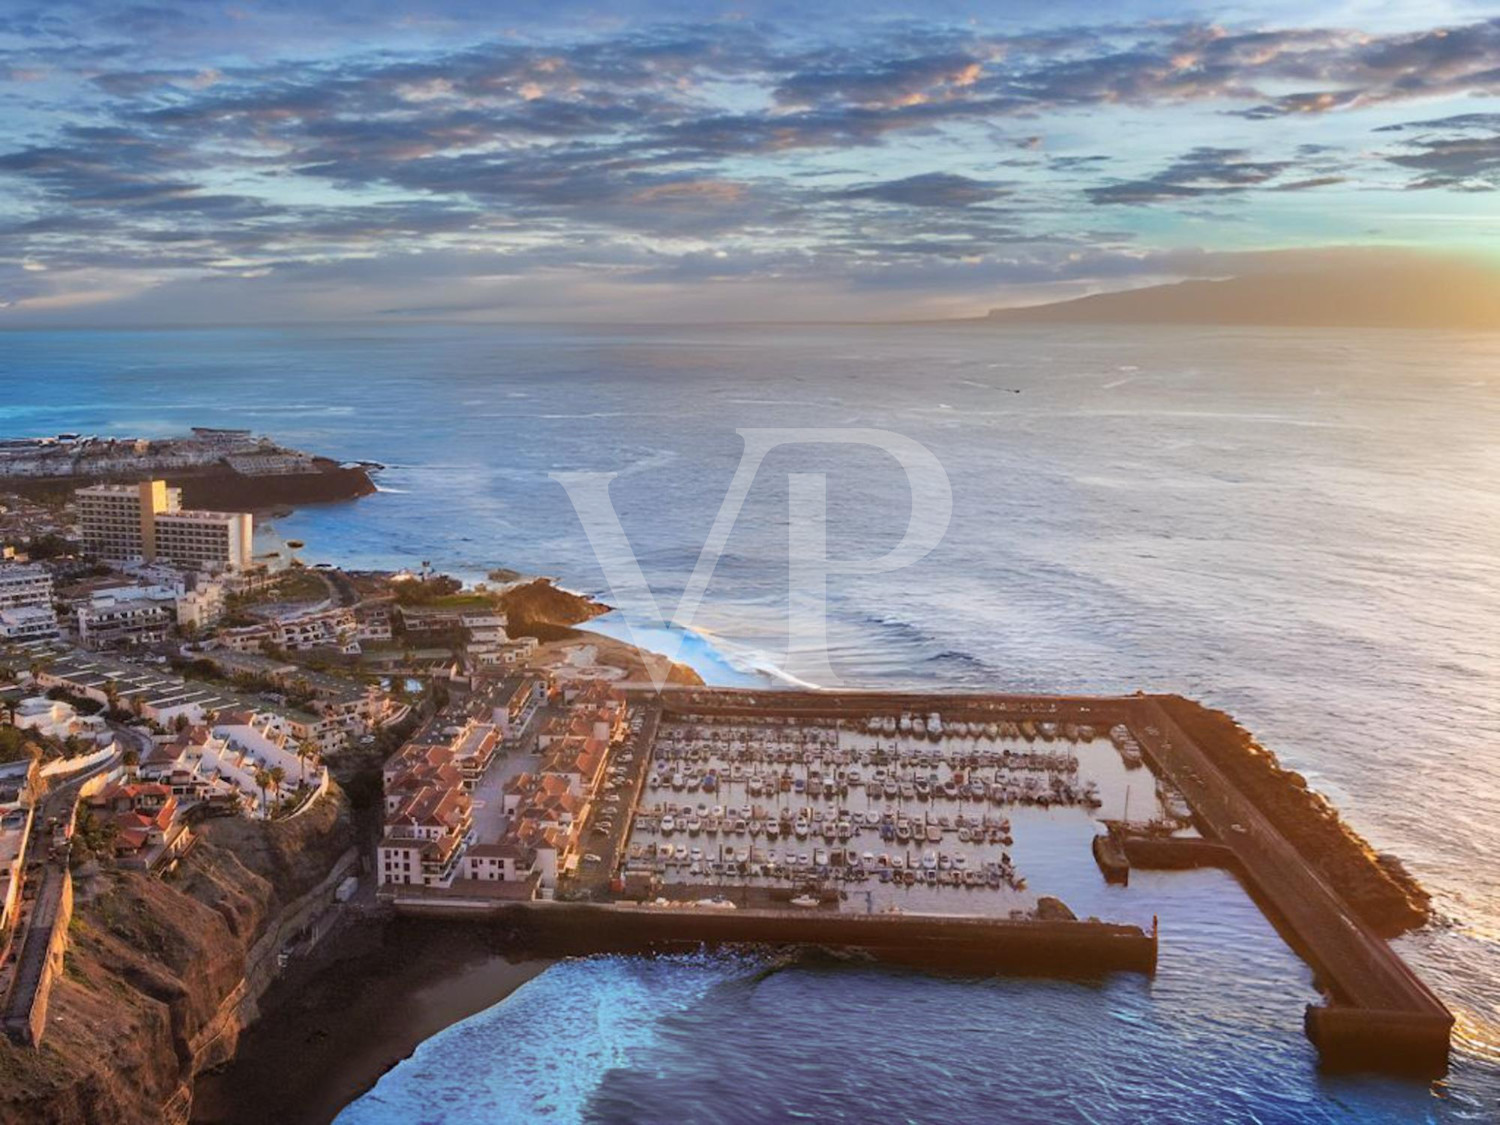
[1,0,1498,324]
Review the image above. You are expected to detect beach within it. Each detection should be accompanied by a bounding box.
[189,917,551,1125]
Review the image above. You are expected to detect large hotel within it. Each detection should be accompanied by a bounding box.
[76,480,253,572]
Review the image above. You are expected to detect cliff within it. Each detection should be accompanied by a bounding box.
[0,792,356,1125]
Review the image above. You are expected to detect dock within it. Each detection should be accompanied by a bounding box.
[635,688,1451,1074]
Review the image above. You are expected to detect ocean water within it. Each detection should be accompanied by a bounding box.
[3,323,1498,1122]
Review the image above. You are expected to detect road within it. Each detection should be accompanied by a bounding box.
[2,739,122,1042]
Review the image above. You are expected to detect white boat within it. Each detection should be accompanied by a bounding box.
[661,816,675,835]
[789,895,821,908]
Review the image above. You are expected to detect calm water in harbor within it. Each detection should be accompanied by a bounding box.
[3,323,1498,1122]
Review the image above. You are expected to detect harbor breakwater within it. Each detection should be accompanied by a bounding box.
[391,898,1160,979]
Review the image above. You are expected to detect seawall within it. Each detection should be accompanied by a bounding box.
[391,899,1159,979]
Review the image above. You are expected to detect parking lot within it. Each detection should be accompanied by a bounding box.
[568,702,659,897]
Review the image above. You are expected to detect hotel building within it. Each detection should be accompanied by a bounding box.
[76,481,252,572]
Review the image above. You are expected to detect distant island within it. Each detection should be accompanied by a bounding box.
[982,255,1500,331]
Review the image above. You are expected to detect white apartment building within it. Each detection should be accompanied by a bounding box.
[76,480,252,571]
[0,562,53,612]
[0,605,61,641]
[75,598,173,648]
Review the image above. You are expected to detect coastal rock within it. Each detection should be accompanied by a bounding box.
[496,578,610,638]
[1034,896,1077,922]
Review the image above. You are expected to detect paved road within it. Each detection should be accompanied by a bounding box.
[3,741,122,1040]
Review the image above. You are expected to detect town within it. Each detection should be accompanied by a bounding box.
[0,469,612,1051]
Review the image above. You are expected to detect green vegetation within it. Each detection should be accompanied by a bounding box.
[224,566,329,614]
[392,574,498,610]
[71,807,118,866]
[0,725,41,764]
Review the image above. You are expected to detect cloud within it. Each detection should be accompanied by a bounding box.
[836,172,1006,207]
[1,7,1497,323]
[1086,147,1292,204]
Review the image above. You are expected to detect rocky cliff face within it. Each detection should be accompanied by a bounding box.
[0,793,354,1125]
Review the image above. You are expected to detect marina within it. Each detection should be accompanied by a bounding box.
[621,711,1176,914]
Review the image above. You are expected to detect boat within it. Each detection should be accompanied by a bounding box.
[661,816,675,835]
[789,895,821,908]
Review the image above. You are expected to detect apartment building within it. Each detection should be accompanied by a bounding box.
[76,480,252,571]
[0,606,61,642]
[75,598,173,648]
[0,562,53,612]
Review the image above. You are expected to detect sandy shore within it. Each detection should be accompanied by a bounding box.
[190,917,552,1125]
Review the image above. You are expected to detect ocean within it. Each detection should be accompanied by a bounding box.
[3,322,1497,1122]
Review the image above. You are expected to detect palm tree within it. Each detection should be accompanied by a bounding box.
[296,740,318,787]
[254,768,272,817]
[103,679,120,713]
[268,765,286,808]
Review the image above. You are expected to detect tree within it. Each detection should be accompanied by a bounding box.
[296,740,318,786]
[254,768,272,817]
[103,679,120,712]
[268,765,286,808]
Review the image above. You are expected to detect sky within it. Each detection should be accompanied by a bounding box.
[0,0,1498,324]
